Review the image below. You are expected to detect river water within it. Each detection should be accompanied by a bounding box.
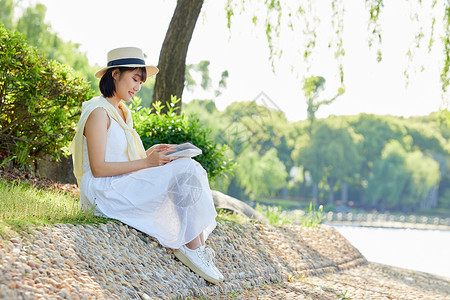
[331,224,450,279]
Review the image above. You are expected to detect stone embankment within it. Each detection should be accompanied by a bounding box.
[0,221,366,299]
[284,210,450,230]
[324,211,450,230]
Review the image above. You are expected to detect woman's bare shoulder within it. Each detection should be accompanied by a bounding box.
[89,107,108,118]
[85,107,110,132]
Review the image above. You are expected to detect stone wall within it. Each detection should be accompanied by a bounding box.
[36,155,76,184]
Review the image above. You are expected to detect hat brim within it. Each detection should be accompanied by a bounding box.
[95,65,159,78]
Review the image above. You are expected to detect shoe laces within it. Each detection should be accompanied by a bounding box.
[198,247,215,267]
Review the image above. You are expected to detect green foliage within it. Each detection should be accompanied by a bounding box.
[366,141,410,207]
[185,61,229,97]
[302,75,326,100]
[290,134,310,167]
[185,99,449,211]
[366,140,441,211]
[182,99,221,139]
[185,61,211,91]
[337,290,351,300]
[348,114,406,181]
[256,196,305,211]
[301,202,324,228]
[255,203,291,226]
[216,209,249,224]
[439,189,450,209]
[404,122,448,155]
[365,0,384,61]
[331,0,345,83]
[16,4,49,47]
[300,120,363,188]
[235,148,288,200]
[4,0,99,91]
[219,100,294,169]
[184,99,219,115]
[136,77,155,108]
[0,25,94,166]
[302,76,344,136]
[437,109,450,132]
[403,150,440,208]
[129,96,234,180]
[441,2,450,93]
[0,0,14,30]
[183,101,450,212]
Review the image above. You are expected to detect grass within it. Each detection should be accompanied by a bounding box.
[216,209,250,224]
[254,201,325,227]
[0,178,326,239]
[337,290,352,300]
[301,202,324,228]
[255,203,292,226]
[0,180,108,237]
[0,179,256,238]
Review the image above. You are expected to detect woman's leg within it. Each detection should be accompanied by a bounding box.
[186,232,204,249]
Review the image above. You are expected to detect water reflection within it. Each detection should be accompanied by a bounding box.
[332,224,450,279]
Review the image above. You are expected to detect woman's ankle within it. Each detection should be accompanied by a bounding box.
[186,235,205,250]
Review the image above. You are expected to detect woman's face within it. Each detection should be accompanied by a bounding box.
[113,69,144,102]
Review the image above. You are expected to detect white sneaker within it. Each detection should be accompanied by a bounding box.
[212,264,224,281]
[174,245,224,284]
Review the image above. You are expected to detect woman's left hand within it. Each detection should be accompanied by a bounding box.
[146,144,175,156]
[144,145,178,168]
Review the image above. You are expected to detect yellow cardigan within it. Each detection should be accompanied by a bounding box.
[69,96,146,186]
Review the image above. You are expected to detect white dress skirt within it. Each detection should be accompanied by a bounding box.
[79,117,217,249]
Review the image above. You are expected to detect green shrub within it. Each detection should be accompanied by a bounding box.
[129,96,234,180]
[0,25,94,167]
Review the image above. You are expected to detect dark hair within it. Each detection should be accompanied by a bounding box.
[99,67,147,97]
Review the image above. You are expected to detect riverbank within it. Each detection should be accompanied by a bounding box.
[326,221,450,230]
[1,221,449,299]
[285,209,450,231]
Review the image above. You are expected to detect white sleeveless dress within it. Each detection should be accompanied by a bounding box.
[79,117,217,249]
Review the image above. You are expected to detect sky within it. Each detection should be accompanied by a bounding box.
[22,0,448,122]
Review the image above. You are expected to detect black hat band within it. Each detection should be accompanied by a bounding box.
[107,58,146,67]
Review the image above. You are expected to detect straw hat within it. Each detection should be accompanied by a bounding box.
[95,47,159,78]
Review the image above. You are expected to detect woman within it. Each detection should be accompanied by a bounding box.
[69,47,223,284]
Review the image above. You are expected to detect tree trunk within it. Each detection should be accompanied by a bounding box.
[152,0,204,114]
[421,186,439,209]
[312,181,318,204]
[341,180,348,205]
[328,177,335,205]
[299,168,307,198]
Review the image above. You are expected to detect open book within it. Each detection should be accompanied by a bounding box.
[165,142,202,158]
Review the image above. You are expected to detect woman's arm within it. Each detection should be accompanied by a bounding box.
[84,107,175,177]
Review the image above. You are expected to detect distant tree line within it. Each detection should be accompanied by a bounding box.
[183,100,450,214]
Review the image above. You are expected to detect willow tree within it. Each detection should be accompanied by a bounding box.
[153,0,450,112]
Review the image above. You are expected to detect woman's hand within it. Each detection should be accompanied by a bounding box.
[144,144,178,167]
[145,143,174,156]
